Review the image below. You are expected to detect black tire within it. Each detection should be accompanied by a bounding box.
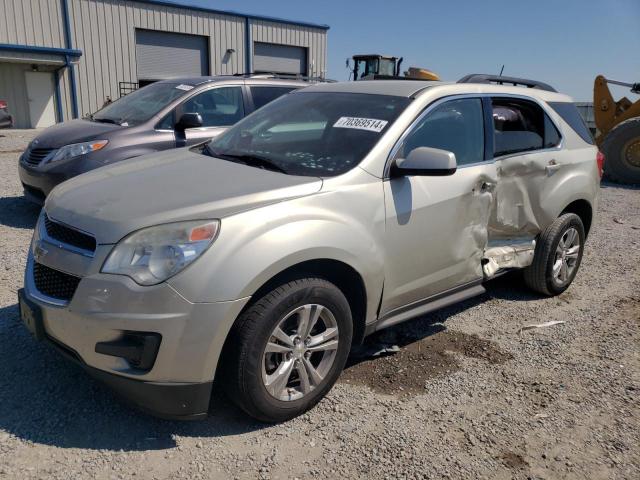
[221,278,353,422]
[602,117,640,185]
[524,213,585,296]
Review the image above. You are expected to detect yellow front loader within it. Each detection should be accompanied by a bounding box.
[594,75,640,184]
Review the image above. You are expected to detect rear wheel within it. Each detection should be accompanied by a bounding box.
[602,117,640,184]
[524,213,585,296]
[222,278,352,422]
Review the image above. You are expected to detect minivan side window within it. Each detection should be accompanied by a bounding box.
[250,86,297,110]
[181,86,245,127]
[400,98,484,166]
[492,98,561,157]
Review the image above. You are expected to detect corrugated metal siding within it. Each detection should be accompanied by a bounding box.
[58,67,73,121]
[251,20,327,78]
[67,0,248,116]
[1,0,327,121]
[0,0,66,48]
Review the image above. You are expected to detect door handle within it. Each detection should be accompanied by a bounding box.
[546,159,561,175]
[480,181,495,193]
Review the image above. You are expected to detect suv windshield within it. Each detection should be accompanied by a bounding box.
[206,92,411,176]
[91,82,187,126]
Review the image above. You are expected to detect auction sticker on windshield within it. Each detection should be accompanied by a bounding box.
[175,84,194,91]
[333,117,388,133]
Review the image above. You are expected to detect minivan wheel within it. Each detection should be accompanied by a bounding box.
[524,213,585,296]
[222,278,353,422]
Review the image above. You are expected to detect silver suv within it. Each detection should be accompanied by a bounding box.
[19,78,601,422]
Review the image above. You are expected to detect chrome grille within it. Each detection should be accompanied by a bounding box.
[33,262,81,302]
[23,147,56,167]
[44,213,97,253]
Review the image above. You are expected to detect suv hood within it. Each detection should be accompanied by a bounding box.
[46,147,323,244]
[29,119,122,148]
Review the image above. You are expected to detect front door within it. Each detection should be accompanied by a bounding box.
[381,97,497,315]
[25,71,56,128]
[178,86,246,146]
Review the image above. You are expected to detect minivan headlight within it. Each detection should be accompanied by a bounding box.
[102,220,220,286]
[47,140,108,163]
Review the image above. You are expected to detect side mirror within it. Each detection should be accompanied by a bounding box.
[391,147,457,177]
[175,112,203,132]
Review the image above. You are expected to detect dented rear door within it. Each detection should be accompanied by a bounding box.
[483,96,566,276]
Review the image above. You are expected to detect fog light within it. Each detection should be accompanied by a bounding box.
[95,332,161,371]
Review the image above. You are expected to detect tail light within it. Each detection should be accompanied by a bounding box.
[0,100,6,109]
[596,151,605,178]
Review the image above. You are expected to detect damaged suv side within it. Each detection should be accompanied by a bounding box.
[19,78,600,422]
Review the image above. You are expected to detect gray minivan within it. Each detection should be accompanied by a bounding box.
[18,76,307,204]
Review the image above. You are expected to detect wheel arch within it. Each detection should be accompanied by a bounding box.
[214,258,370,388]
[237,258,369,347]
[561,198,593,237]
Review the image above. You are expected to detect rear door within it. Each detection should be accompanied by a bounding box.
[488,96,564,241]
[176,86,247,146]
[381,97,498,314]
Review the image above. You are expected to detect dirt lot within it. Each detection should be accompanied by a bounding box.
[0,129,639,479]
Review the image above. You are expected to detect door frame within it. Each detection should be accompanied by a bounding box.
[24,71,56,128]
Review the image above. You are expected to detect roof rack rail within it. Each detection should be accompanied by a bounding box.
[457,74,557,92]
[232,72,336,83]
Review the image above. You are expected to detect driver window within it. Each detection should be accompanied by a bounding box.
[400,98,484,166]
[181,86,244,127]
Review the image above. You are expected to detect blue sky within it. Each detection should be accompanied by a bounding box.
[180,0,638,101]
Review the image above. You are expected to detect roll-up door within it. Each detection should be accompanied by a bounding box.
[253,42,307,75]
[136,30,209,81]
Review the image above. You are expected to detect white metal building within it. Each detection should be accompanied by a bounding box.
[0,0,329,128]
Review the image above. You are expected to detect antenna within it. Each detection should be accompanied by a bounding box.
[499,65,505,76]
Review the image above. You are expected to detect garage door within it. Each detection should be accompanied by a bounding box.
[253,42,307,76]
[136,30,209,81]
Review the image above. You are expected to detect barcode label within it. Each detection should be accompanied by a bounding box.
[333,116,388,133]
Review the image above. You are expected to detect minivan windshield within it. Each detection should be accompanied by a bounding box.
[91,82,187,126]
[205,92,411,176]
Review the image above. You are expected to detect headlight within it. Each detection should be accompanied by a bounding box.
[47,140,108,164]
[102,220,220,286]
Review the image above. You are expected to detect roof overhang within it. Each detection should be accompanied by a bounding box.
[0,43,83,59]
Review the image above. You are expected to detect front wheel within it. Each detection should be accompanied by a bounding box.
[524,213,585,296]
[221,278,353,422]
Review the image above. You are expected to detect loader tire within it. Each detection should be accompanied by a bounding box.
[602,117,640,185]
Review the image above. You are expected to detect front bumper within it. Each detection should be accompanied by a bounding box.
[21,250,250,419]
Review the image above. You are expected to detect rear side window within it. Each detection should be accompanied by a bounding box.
[544,114,561,148]
[401,98,484,166]
[491,98,562,156]
[548,102,595,145]
[250,86,297,110]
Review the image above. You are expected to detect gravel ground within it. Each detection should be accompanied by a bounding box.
[0,129,638,479]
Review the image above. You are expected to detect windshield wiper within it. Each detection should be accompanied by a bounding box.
[205,146,288,174]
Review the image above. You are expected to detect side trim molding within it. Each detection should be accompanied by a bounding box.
[369,281,486,334]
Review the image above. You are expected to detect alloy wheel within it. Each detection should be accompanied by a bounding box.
[262,304,339,401]
[552,227,581,285]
